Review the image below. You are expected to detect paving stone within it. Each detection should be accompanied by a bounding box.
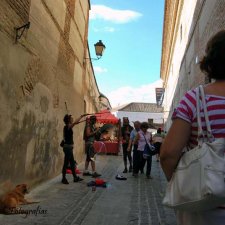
[0,155,176,225]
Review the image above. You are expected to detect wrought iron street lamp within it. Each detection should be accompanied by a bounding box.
[94,40,106,59]
[85,40,106,61]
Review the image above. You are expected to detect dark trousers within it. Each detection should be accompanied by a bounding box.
[133,144,139,172]
[144,155,152,176]
[122,143,132,168]
[85,142,95,162]
[134,150,152,175]
[62,146,77,178]
[154,142,162,155]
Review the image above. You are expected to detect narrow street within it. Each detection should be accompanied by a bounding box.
[0,154,176,225]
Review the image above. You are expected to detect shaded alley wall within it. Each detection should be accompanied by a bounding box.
[0,0,92,185]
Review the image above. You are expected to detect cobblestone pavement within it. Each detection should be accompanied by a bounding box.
[0,155,176,225]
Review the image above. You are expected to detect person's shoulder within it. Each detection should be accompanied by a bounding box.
[186,87,197,94]
[179,88,197,107]
[183,88,196,99]
[136,131,141,136]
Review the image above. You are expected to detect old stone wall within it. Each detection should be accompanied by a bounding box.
[0,0,96,186]
[163,0,225,130]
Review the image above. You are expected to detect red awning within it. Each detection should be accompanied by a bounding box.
[95,110,119,124]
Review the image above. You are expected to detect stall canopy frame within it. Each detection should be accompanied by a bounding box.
[95,109,119,124]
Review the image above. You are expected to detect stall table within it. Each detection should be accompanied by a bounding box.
[93,141,119,155]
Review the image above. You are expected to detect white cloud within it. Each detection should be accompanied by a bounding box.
[94,66,108,74]
[90,5,142,24]
[93,26,116,33]
[104,27,116,32]
[107,79,163,108]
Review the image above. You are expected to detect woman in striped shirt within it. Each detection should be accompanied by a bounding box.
[160,30,225,225]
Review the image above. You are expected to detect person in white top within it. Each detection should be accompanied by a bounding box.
[133,122,153,179]
[152,128,164,162]
[127,121,141,175]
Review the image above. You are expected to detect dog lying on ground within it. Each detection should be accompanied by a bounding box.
[0,183,39,214]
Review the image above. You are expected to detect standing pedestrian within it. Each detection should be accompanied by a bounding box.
[121,117,133,173]
[133,122,153,178]
[152,128,164,162]
[83,115,101,178]
[160,30,225,225]
[127,121,141,175]
[62,114,84,184]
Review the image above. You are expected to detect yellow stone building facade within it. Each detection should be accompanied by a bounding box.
[0,0,109,185]
[161,0,225,130]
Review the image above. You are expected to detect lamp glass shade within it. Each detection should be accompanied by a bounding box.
[94,40,106,57]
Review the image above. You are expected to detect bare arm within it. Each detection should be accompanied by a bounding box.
[69,114,87,128]
[160,118,191,181]
[150,133,153,144]
[133,133,140,145]
[127,131,134,151]
[152,135,155,143]
[86,125,100,138]
[127,140,131,150]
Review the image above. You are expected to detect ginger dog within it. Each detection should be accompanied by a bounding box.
[0,183,38,214]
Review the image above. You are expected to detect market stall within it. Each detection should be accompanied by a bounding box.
[93,109,121,155]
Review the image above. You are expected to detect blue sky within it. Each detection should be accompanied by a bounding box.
[88,0,164,107]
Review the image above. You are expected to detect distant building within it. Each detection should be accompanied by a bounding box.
[112,102,164,129]
[98,93,112,110]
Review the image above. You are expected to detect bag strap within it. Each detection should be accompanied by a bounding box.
[196,86,203,145]
[196,85,214,145]
[142,132,148,144]
[199,85,214,141]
